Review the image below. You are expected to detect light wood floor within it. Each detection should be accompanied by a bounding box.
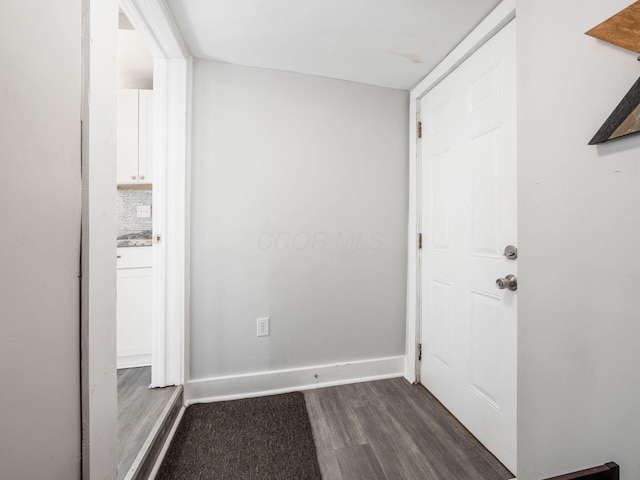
[117,367,178,480]
[304,377,514,480]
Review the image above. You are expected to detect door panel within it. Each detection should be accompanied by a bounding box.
[419,20,517,472]
[431,149,453,251]
[431,279,453,369]
[469,62,503,113]
[470,126,502,257]
[469,289,502,410]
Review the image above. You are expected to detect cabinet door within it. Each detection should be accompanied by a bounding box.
[116,246,153,269]
[116,267,153,368]
[138,89,154,184]
[117,90,139,184]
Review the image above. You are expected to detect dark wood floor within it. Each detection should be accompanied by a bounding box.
[117,367,178,480]
[304,378,514,480]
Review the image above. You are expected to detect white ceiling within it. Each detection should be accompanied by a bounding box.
[165,0,502,90]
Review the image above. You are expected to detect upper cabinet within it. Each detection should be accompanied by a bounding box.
[117,89,154,185]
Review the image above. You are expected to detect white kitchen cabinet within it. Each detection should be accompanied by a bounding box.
[117,89,154,185]
[117,247,153,368]
[117,245,153,268]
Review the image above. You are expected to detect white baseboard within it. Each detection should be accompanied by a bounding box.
[185,355,405,405]
[117,353,152,369]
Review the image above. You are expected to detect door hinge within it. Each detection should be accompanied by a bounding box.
[418,343,422,362]
[417,121,422,139]
[418,233,423,250]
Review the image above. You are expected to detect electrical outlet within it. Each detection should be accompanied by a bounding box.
[257,317,270,337]
[136,205,151,218]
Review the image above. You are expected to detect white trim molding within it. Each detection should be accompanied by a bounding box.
[185,356,405,405]
[120,0,188,59]
[405,0,516,383]
[81,0,119,477]
[150,56,189,388]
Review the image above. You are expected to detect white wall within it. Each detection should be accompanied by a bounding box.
[0,1,81,479]
[518,1,640,478]
[188,60,408,396]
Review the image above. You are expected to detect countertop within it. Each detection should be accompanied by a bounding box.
[117,230,152,248]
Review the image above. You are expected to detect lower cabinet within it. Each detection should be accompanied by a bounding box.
[117,247,153,369]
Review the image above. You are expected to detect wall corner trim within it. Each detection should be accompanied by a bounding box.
[184,356,405,405]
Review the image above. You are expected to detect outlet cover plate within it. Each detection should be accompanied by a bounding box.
[257,317,270,337]
[137,205,151,218]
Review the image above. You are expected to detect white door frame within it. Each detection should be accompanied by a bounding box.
[81,0,190,476]
[120,0,192,389]
[404,0,516,384]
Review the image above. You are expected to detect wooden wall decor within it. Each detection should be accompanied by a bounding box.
[589,76,640,145]
[586,1,640,54]
[587,2,640,144]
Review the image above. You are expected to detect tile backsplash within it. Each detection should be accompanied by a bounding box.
[117,189,152,247]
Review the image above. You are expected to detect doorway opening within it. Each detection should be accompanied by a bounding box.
[115,9,183,479]
[116,8,154,373]
[81,0,190,477]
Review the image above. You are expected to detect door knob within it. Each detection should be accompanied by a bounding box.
[496,274,518,291]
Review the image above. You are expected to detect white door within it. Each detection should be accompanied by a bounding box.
[419,21,517,472]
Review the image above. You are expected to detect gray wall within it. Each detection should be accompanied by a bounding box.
[0,1,81,479]
[190,60,408,380]
[517,1,640,478]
